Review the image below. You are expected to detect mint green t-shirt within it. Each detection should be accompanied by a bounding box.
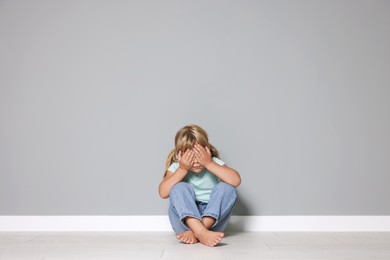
[167,157,225,203]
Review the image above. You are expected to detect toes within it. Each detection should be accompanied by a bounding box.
[183,236,192,244]
[178,235,186,243]
[212,236,222,246]
[176,231,198,245]
[182,237,198,244]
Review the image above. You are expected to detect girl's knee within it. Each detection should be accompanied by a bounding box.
[215,182,237,197]
[170,182,193,196]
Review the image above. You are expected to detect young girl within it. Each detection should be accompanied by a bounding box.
[159,124,241,247]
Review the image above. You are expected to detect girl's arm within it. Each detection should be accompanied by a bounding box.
[158,149,194,199]
[194,144,241,187]
[204,162,241,187]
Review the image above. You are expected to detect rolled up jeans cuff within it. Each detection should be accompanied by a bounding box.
[180,213,203,229]
[201,213,219,228]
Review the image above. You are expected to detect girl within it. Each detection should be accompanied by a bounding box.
[159,124,241,247]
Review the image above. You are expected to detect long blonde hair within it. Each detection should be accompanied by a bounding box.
[164,124,219,177]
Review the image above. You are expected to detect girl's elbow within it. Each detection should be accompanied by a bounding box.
[159,193,169,199]
[159,189,169,199]
[158,185,170,199]
[232,178,241,187]
[233,172,241,187]
[226,177,241,188]
[158,184,167,199]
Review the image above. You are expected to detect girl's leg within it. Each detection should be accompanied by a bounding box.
[202,182,237,232]
[168,182,225,246]
[168,205,188,234]
[169,206,199,244]
[168,182,201,244]
[168,182,203,233]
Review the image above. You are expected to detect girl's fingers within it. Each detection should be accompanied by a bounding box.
[194,144,203,152]
[193,148,199,156]
[193,144,201,153]
[183,149,194,162]
[184,149,191,158]
[197,144,207,153]
[194,145,206,157]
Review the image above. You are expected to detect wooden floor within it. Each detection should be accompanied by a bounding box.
[1,232,390,259]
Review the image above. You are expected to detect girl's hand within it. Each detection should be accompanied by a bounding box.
[193,144,212,167]
[177,149,194,171]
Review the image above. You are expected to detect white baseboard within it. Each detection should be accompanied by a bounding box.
[0,216,390,232]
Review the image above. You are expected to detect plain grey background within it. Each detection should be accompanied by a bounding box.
[0,0,389,216]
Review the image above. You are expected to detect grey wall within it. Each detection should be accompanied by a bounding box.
[1,0,389,216]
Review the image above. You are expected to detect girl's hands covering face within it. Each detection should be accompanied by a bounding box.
[177,149,194,171]
[193,144,212,167]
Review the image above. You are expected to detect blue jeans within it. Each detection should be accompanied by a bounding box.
[168,182,237,234]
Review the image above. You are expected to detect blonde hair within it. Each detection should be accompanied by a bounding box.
[164,124,219,177]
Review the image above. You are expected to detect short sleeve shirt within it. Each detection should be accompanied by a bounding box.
[167,157,225,203]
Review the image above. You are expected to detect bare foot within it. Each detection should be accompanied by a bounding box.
[195,230,224,247]
[176,230,198,244]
